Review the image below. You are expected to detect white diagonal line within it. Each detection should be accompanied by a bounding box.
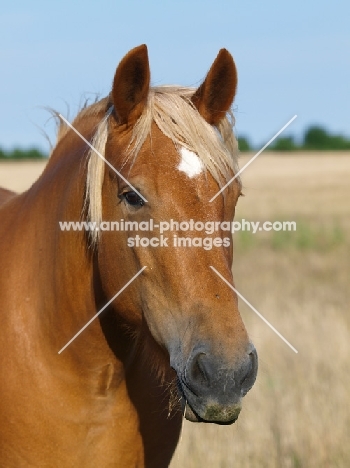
[58,114,148,203]
[58,266,147,354]
[210,266,298,353]
[210,115,297,202]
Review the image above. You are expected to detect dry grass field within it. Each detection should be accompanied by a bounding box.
[172,153,350,468]
[1,152,349,467]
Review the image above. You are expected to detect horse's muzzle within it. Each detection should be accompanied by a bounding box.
[175,345,258,424]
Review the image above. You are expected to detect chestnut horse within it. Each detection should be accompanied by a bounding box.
[0,45,257,467]
[0,187,15,205]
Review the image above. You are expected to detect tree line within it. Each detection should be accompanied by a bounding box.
[1,125,350,160]
[238,125,350,152]
[0,148,46,160]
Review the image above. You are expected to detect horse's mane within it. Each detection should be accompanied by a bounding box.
[59,87,240,244]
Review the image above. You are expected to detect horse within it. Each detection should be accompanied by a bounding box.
[0,187,15,205]
[0,45,257,467]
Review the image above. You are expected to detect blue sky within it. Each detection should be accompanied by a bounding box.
[1,0,349,152]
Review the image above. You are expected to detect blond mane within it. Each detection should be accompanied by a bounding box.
[84,86,240,244]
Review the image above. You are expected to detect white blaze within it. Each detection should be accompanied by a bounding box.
[177,147,204,178]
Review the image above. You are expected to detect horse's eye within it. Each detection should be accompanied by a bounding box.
[123,191,144,207]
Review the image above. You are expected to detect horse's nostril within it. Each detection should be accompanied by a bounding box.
[241,348,258,391]
[188,352,210,389]
[249,348,258,373]
[183,346,258,402]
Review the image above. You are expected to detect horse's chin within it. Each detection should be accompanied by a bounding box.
[183,401,202,422]
[179,391,240,426]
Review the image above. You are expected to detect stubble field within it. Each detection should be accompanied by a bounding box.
[1,152,349,467]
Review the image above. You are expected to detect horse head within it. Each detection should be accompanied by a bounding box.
[91,45,257,425]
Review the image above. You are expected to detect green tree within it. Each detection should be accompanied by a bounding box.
[270,136,297,151]
[303,126,329,149]
[238,136,251,152]
[303,126,350,150]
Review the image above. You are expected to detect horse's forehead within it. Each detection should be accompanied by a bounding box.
[177,147,204,178]
[138,124,205,179]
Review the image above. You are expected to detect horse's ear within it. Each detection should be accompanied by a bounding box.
[112,44,150,124]
[192,49,237,125]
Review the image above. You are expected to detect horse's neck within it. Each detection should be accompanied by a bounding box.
[0,187,16,206]
[0,130,117,371]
